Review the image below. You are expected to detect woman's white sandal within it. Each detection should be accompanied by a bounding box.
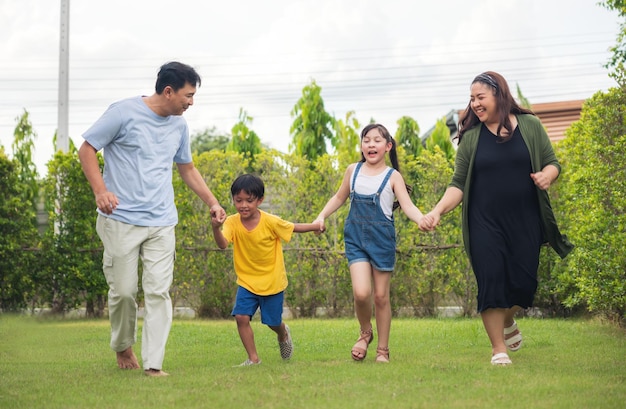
[504,321,523,351]
[491,352,512,366]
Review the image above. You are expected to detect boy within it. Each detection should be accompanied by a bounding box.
[211,174,322,366]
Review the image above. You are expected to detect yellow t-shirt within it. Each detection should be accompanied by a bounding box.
[222,210,295,295]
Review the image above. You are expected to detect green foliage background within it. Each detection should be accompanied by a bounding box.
[2,28,626,323]
[3,96,626,324]
[552,86,626,321]
[0,150,38,310]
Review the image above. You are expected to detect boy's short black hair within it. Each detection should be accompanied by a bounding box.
[231,174,264,199]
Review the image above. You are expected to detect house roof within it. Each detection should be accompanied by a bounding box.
[531,99,584,142]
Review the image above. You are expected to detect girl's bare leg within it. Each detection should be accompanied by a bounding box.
[350,262,374,359]
[372,269,392,350]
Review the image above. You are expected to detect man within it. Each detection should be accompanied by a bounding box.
[78,61,225,377]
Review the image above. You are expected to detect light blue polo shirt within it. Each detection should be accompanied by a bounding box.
[82,96,192,226]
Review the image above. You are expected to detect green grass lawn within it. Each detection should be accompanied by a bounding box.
[0,316,624,409]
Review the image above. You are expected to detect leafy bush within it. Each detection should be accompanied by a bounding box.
[553,85,626,323]
[39,148,106,316]
[0,152,38,311]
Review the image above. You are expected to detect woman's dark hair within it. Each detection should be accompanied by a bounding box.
[457,71,534,142]
[231,174,264,199]
[155,61,201,94]
[359,123,411,210]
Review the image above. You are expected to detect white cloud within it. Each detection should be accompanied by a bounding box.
[0,0,620,175]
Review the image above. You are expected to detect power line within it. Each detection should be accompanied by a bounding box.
[0,32,617,136]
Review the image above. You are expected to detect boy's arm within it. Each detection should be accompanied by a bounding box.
[211,216,229,249]
[293,221,323,233]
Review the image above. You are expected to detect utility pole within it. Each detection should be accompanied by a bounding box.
[57,0,70,152]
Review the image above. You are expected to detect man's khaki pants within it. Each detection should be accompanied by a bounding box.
[96,214,175,371]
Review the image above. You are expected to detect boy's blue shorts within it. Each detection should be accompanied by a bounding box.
[231,286,284,327]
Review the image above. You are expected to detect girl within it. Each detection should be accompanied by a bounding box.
[315,123,427,363]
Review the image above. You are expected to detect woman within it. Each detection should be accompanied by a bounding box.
[420,71,573,365]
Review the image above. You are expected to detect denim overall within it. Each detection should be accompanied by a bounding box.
[344,162,396,272]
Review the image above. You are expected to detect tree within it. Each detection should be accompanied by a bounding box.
[395,116,422,157]
[516,83,532,110]
[553,85,626,323]
[11,110,39,224]
[425,117,455,163]
[39,141,106,316]
[289,79,335,161]
[542,0,626,323]
[0,149,38,311]
[173,149,246,317]
[333,110,361,169]
[393,148,471,316]
[191,126,230,154]
[228,108,262,171]
[600,0,626,76]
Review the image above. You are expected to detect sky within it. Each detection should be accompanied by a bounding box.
[0,0,621,176]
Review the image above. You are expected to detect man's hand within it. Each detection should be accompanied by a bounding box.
[210,204,226,224]
[95,191,119,215]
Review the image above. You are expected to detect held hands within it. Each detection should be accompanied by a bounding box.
[210,214,224,228]
[313,214,438,232]
[313,218,325,235]
[95,191,119,215]
[210,204,226,227]
[418,212,440,231]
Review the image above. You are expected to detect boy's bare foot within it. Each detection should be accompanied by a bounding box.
[144,369,169,377]
[116,347,140,369]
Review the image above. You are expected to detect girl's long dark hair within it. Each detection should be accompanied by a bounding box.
[359,123,411,210]
[360,123,400,171]
[457,71,534,143]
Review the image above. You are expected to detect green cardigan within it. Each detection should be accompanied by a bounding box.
[449,114,574,263]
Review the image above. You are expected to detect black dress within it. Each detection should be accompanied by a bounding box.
[468,125,543,312]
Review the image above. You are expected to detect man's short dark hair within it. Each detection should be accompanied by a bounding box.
[155,61,201,94]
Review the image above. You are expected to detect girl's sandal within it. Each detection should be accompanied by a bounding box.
[375,346,390,363]
[351,327,374,361]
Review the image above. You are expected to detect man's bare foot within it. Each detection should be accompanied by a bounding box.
[144,368,169,377]
[116,347,140,369]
